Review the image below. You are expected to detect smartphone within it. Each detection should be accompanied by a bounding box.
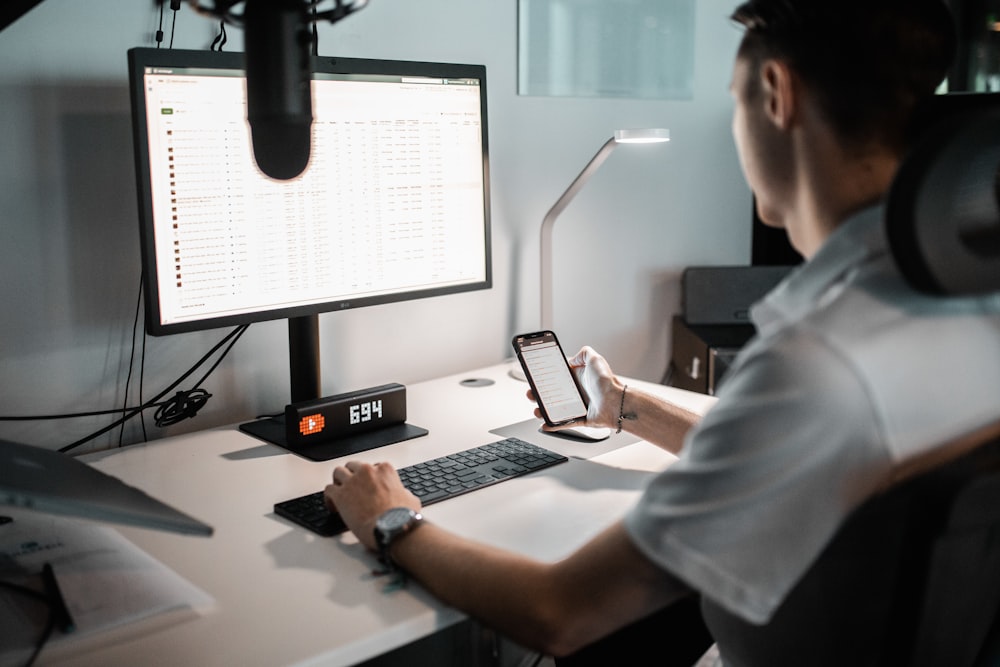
[512,330,589,427]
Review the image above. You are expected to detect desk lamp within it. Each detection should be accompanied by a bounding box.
[539,128,670,331]
[511,128,670,382]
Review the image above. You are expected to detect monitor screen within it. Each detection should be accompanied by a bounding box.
[127,48,492,336]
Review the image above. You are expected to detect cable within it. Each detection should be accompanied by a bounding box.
[139,288,149,443]
[154,1,181,48]
[120,273,144,447]
[210,20,227,51]
[56,325,249,454]
[58,324,248,453]
[153,318,249,426]
[155,1,165,46]
[0,407,155,421]
[0,395,209,425]
[154,388,212,427]
[170,5,178,48]
[1,276,150,431]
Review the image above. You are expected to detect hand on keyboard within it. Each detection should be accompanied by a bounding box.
[274,437,568,536]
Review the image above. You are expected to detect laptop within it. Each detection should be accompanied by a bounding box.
[0,439,213,536]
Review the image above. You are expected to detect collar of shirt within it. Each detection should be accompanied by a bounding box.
[751,205,886,337]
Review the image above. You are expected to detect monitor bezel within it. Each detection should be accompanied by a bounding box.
[127,47,492,336]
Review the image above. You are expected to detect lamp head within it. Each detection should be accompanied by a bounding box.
[614,128,670,144]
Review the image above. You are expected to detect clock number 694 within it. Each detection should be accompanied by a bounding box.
[350,399,383,424]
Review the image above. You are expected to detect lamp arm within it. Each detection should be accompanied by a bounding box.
[540,137,618,330]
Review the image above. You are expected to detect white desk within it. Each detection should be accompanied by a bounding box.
[42,363,714,666]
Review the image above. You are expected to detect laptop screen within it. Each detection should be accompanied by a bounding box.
[0,440,212,536]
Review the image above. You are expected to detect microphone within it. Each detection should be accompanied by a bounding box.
[243,0,313,180]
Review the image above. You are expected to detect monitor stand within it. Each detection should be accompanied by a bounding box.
[289,313,322,404]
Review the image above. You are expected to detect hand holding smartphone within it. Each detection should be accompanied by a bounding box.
[512,330,589,426]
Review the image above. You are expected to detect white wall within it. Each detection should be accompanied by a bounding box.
[0,0,750,452]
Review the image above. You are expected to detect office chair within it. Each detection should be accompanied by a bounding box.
[700,94,1000,667]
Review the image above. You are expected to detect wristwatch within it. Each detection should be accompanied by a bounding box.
[374,507,424,571]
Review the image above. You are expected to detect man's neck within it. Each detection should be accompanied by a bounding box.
[788,129,899,258]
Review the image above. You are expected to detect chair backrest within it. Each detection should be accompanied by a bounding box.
[885,92,1000,296]
[701,94,1000,667]
[701,436,1000,667]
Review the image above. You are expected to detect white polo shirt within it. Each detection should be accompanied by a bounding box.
[625,205,1000,624]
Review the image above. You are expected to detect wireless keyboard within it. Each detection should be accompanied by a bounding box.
[274,437,568,536]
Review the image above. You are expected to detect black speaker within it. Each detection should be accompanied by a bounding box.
[668,265,792,394]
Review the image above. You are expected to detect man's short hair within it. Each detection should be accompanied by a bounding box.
[731,0,957,153]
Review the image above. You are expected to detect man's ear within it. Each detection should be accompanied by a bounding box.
[759,59,796,130]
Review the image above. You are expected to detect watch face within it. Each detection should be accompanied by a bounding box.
[378,507,417,532]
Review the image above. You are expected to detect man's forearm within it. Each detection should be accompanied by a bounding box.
[388,520,690,657]
[616,384,700,454]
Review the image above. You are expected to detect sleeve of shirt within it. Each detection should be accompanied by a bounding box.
[624,327,892,624]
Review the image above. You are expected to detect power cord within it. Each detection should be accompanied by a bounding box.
[210,19,227,50]
[154,1,181,48]
[154,388,212,427]
[56,324,249,454]
[120,273,146,447]
[0,324,249,453]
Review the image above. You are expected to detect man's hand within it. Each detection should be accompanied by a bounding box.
[324,461,421,551]
[527,346,624,431]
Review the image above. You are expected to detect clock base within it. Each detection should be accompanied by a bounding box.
[239,415,428,461]
[239,383,428,460]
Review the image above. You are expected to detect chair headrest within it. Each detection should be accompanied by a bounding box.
[886,93,1000,296]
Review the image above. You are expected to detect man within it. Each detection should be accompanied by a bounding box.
[326,0,1000,662]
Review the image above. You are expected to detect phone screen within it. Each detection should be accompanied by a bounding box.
[512,331,588,426]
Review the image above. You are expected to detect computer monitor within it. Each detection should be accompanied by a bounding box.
[127,48,492,411]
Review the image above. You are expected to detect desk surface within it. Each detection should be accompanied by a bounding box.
[43,363,714,666]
